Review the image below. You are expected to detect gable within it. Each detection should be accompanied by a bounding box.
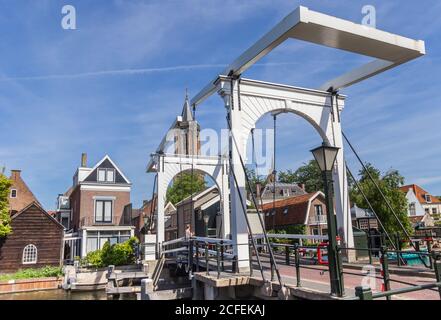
[400,184,441,205]
[83,158,129,184]
[11,202,64,230]
[8,171,40,213]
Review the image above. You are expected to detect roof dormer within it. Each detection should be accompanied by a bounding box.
[425,194,432,203]
[82,155,130,185]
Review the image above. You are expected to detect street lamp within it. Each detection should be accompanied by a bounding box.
[203,214,210,237]
[311,142,345,297]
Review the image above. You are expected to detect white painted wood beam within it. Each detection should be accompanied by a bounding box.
[190,5,425,106]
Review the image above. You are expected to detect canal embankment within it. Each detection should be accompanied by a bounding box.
[0,277,62,295]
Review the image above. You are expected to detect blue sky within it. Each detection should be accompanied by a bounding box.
[1,0,440,209]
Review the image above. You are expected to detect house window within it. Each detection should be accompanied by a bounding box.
[98,169,106,182]
[425,208,430,214]
[433,208,437,214]
[22,244,37,264]
[61,217,69,229]
[107,169,115,182]
[283,208,289,215]
[95,200,113,222]
[425,194,432,203]
[10,189,17,198]
[409,203,416,216]
[86,230,131,253]
[315,205,323,216]
[358,219,369,230]
[98,168,115,183]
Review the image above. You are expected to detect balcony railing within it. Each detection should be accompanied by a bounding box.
[309,215,327,225]
[79,215,133,228]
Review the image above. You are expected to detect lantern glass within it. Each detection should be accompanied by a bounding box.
[311,143,340,172]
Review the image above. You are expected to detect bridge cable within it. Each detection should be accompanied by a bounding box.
[272,114,277,231]
[345,162,397,250]
[226,110,283,286]
[147,173,158,233]
[342,131,429,267]
[251,128,264,207]
[228,75,282,284]
[227,150,267,281]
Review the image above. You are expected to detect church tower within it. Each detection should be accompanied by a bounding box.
[174,91,200,156]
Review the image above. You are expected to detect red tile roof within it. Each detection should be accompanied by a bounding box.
[260,192,324,226]
[409,216,424,223]
[47,210,57,217]
[261,193,317,211]
[400,184,441,204]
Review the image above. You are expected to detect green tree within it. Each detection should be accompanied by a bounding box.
[0,171,12,237]
[166,172,207,205]
[85,237,139,267]
[245,167,266,195]
[278,160,323,193]
[349,163,411,236]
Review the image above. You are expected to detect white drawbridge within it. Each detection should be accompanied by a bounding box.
[147,6,425,271]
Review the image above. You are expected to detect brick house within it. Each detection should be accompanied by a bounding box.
[0,202,64,273]
[259,182,306,205]
[8,170,40,215]
[56,154,134,258]
[261,191,328,238]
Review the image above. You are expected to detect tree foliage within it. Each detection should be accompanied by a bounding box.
[0,171,12,237]
[245,168,266,195]
[278,160,323,193]
[166,172,207,205]
[349,163,411,236]
[84,237,139,268]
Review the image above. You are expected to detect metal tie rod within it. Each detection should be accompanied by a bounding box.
[342,131,427,265]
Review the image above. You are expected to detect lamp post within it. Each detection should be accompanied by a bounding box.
[311,142,345,297]
[203,214,210,237]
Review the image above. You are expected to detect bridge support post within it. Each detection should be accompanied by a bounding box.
[219,78,250,273]
[327,94,354,262]
[156,171,165,258]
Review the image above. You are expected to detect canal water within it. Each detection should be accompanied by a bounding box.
[0,289,136,300]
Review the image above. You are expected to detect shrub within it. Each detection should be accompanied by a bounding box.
[0,266,62,281]
[84,237,139,268]
[84,249,103,268]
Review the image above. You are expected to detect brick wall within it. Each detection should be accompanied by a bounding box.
[78,190,130,226]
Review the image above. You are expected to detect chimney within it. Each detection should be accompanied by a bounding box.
[11,169,21,180]
[81,153,87,167]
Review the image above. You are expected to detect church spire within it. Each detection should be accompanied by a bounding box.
[181,88,193,122]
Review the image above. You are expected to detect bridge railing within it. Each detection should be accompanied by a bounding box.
[349,281,441,300]
[189,238,250,279]
[349,253,441,300]
[252,234,441,297]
